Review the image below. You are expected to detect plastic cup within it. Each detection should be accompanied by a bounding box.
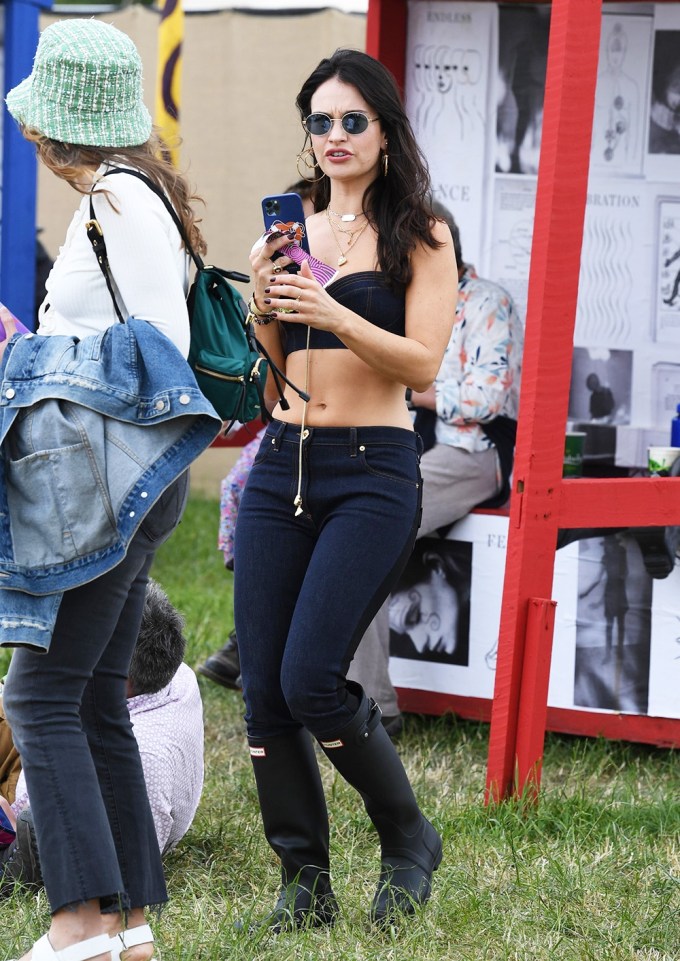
[563,431,586,477]
[647,446,680,476]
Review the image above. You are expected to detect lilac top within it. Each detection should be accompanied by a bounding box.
[13,662,204,855]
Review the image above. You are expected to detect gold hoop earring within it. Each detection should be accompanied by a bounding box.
[382,151,389,177]
[296,146,326,183]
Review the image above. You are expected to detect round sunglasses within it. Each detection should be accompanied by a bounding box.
[303,111,380,136]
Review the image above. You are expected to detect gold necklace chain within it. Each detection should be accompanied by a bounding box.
[327,205,366,223]
[325,207,369,266]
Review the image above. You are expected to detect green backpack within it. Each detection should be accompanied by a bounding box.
[89,168,305,429]
[185,262,267,426]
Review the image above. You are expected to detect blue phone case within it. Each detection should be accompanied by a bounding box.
[261,193,310,255]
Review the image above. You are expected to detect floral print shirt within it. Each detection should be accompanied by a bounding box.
[435,265,523,452]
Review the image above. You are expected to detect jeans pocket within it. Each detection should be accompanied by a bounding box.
[359,443,420,488]
[140,471,189,546]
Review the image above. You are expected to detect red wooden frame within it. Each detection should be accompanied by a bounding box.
[365,0,680,801]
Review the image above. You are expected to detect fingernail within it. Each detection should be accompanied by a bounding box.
[264,299,272,305]
[268,231,282,241]
[264,287,271,293]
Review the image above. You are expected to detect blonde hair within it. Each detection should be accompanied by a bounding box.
[25,128,207,256]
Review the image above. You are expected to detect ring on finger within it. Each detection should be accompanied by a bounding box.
[272,264,284,274]
[295,293,302,303]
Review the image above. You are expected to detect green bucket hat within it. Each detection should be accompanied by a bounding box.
[6,18,152,148]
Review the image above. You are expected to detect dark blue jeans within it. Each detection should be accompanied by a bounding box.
[234,420,422,740]
[3,472,188,915]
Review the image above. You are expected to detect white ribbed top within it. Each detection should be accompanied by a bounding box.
[38,166,191,357]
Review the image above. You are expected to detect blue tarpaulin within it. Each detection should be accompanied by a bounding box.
[1,0,53,330]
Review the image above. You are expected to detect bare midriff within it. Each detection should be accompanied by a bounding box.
[275,348,413,430]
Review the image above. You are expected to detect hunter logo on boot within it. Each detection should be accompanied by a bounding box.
[320,739,344,749]
[250,746,266,757]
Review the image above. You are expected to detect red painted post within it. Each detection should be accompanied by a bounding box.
[365,0,407,91]
[514,597,557,803]
[485,0,603,802]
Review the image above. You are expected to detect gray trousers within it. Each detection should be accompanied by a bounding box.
[348,443,500,716]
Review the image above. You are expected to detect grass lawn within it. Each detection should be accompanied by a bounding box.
[2,491,679,960]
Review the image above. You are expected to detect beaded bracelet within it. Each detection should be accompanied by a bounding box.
[247,311,275,327]
[247,295,275,326]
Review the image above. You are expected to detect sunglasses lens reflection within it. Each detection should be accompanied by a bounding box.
[306,114,331,135]
[342,112,369,134]
[305,112,370,135]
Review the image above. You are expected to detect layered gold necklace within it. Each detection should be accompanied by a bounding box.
[325,206,369,266]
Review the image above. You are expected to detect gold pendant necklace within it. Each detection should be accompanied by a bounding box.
[326,206,369,266]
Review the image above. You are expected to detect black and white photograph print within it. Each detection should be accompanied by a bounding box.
[573,533,652,714]
[495,4,550,174]
[389,537,472,666]
[648,30,680,156]
[568,346,633,427]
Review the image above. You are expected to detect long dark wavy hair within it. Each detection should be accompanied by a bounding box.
[295,49,441,290]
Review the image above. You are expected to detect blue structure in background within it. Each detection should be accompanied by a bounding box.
[1,0,52,330]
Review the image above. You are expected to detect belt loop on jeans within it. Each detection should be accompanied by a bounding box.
[271,420,285,451]
[349,427,358,457]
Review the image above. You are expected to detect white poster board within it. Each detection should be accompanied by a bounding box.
[390,514,680,720]
[404,1,497,268]
[405,2,680,470]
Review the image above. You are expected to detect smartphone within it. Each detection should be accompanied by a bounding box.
[262,193,310,255]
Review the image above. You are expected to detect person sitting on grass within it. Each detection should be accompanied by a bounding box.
[0,578,204,893]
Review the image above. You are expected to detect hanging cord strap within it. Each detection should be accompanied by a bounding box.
[293,326,312,516]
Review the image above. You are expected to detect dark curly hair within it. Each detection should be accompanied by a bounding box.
[128,578,187,696]
[295,49,442,290]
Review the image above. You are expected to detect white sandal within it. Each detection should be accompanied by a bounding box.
[109,924,156,961]
[10,932,111,961]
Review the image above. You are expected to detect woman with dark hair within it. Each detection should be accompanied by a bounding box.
[235,49,456,929]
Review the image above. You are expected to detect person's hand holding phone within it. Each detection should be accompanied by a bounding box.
[260,259,347,332]
[249,228,301,315]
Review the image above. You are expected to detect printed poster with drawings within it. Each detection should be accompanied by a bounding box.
[388,513,513,702]
[487,177,536,323]
[590,13,653,179]
[656,195,680,342]
[575,180,653,349]
[404,0,497,267]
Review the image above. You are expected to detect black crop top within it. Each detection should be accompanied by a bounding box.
[280,271,406,356]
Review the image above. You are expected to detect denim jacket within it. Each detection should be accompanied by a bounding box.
[0,320,221,651]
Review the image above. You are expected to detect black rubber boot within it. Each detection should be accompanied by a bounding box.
[246,728,339,933]
[317,686,442,925]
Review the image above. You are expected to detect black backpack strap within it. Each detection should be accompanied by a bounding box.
[98,167,204,271]
[97,170,250,292]
[86,193,125,324]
